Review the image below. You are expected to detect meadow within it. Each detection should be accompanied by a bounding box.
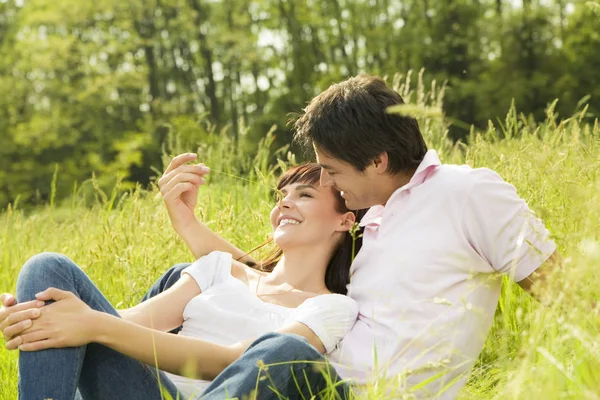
[1,75,599,399]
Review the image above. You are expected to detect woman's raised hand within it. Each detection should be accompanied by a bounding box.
[158,153,210,234]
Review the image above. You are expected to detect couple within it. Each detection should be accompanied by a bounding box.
[1,75,558,399]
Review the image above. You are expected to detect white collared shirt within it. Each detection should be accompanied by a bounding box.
[328,150,556,399]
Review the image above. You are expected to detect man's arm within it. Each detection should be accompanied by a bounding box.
[463,169,559,296]
[517,251,562,302]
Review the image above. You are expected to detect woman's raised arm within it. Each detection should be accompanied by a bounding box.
[158,153,255,264]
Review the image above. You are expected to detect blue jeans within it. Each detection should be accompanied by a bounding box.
[146,264,351,400]
[16,253,182,400]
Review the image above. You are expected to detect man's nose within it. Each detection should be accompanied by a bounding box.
[320,169,334,187]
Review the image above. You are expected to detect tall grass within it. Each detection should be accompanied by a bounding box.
[1,75,599,399]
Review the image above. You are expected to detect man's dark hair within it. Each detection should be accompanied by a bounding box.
[293,74,428,173]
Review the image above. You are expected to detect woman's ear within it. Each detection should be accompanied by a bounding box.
[338,212,356,232]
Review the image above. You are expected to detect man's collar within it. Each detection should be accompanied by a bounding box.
[359,150,441,228]
[401,149,441,192]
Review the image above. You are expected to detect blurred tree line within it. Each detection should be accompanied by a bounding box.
[0,0,598,208]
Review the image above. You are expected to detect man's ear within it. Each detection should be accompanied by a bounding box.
[372,152,389,173]
[338,212,357,232]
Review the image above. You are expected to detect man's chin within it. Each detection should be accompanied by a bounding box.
[342,192,374,210]
[345,197,377,211]
[344,198,359,211]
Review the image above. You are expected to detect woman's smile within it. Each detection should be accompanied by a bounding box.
[278,219,301,227]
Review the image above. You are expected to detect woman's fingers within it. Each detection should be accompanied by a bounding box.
[6,329,50,350]
[35,287,72,302]
[3,308,41,338]
[5,334,24,350]
[160,172,207,197]
[0,300,44,331]
[3,318,34,343]
[0,293,16,307]
[163,182,195,203]
[4,320,37,350]
[18,338,59,352]
[163,153,197,176]
[158,164,210,191]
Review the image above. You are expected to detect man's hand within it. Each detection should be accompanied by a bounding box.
[1,293,45,348]
[158,153,210,234]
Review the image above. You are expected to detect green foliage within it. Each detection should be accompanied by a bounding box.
[1,0,600,209]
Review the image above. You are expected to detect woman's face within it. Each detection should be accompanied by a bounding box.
[269,181,352,249]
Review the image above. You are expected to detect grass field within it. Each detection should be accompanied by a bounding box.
[1,78,599,399]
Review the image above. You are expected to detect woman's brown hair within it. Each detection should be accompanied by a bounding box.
[240,163,364,295]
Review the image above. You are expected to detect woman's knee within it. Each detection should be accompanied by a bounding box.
[20,252,77,277]
[250,332,322,362]
[166,263,191,282]
[17,253,80,301]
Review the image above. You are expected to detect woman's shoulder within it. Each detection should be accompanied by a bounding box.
[196,250,232,265]
[196,251,253,275]
[197,251,266,287]
[184,251,235,291]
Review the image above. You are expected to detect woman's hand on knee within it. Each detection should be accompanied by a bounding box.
[8,288,98,352]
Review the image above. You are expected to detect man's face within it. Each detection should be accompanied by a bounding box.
[314,145,380,210]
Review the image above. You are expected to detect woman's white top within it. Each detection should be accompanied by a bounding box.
[164,251,358,399]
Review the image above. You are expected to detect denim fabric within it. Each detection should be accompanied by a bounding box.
[16,252,182,400]
[201,332,351,400]
[140,262,190,302]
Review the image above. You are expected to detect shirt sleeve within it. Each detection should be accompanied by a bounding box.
[291,294,359,354]
[182,251,232,292]
[462,168,557,282]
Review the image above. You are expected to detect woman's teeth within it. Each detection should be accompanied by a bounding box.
[279,219,300,226]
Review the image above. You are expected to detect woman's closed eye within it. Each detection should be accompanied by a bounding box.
[299,192,313,198]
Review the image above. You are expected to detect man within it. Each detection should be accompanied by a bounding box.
[1,75,557,398]
[290,75,557,397]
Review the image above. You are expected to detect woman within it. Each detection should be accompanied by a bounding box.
[5,156,361,400]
